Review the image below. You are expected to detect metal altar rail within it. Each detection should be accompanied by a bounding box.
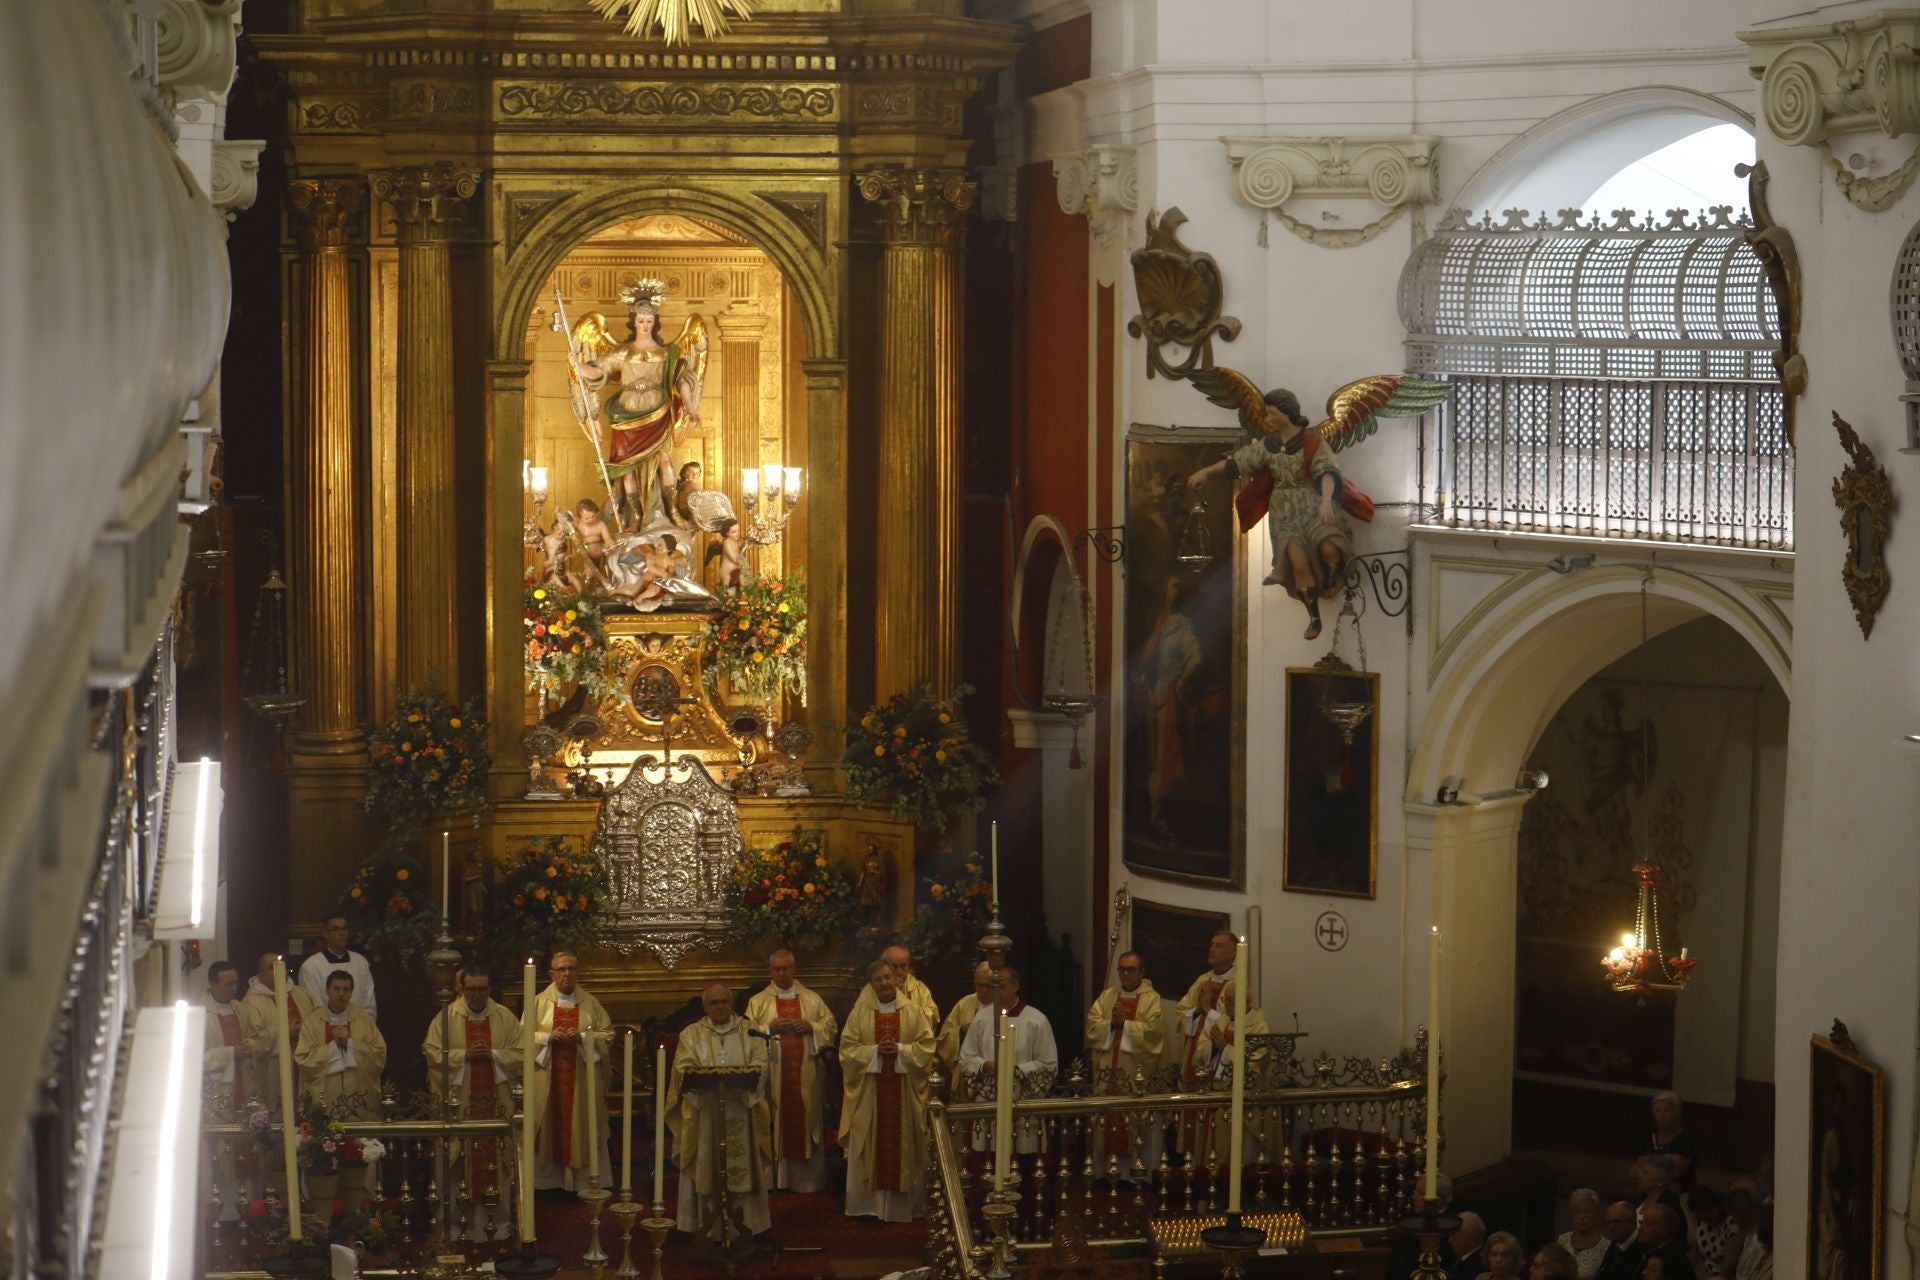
[925,1034,1430,1279]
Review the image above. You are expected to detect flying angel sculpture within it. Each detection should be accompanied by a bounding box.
[1184,369,1450,639]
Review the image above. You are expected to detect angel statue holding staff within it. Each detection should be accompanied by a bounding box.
[1184,370,1449,640]
[569,278,710,529]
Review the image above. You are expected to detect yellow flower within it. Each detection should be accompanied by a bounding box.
[535,887,548,900]
[778,602,790,614]
[873,745,886,757]
[936,749,947,762]
[565,610,577,621]
[804,883,816,895]
[815,857,827,868]
[448,717,461,728]
[546,866,558,878]
[408,713,422,723]
[752,651,766,663]
[938,713,951,724]
[533,588,547,601]
[396,869,409,881]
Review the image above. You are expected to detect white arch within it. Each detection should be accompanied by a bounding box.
[1454,86,1756,217]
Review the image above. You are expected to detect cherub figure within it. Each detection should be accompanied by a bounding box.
[672,460,704,532]
[704,516,744,595]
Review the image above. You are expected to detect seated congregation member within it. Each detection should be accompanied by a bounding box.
[937,963,996,1085]
[421,963,521,1239]
[530,951,613,1192]
[240,952,316,1123]
[1714,1188,1765,1280]
[839,960,935,1222]
[1560,1187,1611,1280]
[959,965,1058,1155]
[1479,1232,1526,1280]
[1447,1213,1488,1280]
[745,949,837,1192]
[668,982,772,1237]
[1624,1203,1697,1280]
[296,969,387,1119]
[1085,951,1167,1173]
[1532,1244,1581,1280]
[1640,1091,1696,1191]
[1688,1187,1732,1276]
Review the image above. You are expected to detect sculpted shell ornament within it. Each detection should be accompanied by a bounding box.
[497,82,834,121]
[1127,207,1242,381]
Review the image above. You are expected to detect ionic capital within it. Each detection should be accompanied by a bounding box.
[370,163,481,241]
[1053,145,1138,250]
[857,168,977,246]
[1739,13,1920,147]
[287,176,365,250]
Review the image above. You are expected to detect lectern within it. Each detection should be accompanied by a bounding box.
[680,1063,767,1275]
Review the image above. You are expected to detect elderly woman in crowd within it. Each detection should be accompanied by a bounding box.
[1631,1153,1686,1224]
[1557,1187,1611,1279]
[1641,1090,1697,1190]
[1479,1231,1527,1280]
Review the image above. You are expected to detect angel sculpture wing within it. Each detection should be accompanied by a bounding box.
[665,313,711,419]
[571,311,620,360]
[683,486,737,533]
[1188,364,1276,435]
[1315,375,1453,452]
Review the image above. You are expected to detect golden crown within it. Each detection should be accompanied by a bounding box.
[621,278,667,311]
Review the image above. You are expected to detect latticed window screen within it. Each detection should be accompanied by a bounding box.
[1402,218,1791,549]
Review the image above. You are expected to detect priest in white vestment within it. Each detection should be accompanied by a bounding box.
[239,952,318,1125]
[296,969,388,1120]
[959,965,1058,1155]
[840,959,935,1222]
[204,962,264,1218]
[298,914,378,1023]
[936,963,995,1086]
[744,949,837,1191]
[422,964,522,1239]
[848,943,940,1030]
[1085,951,1168,1172]
[529,951,613,1191]
[1180,977,1270,1165]
[669,983,774,1238]
[1173,929,1238,1082]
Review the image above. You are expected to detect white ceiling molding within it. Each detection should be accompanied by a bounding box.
[1222,135,1438,248]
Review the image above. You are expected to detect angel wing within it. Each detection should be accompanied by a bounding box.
[665,312,710,399]
[1187,365,1275,435]
[684,486,737,533]
[1315,375,1453,452]
[572,312,619,360]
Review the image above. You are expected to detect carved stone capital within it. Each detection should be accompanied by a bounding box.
[1053,146,1138,250]
[210,139,265,220]
[1739,13,1920,147]
[287,177,365,250]
[715,306,769,344]
[856,168,977,246]
[370,164,481,242]
[1223,134,1438,247]
[156,0,243,101]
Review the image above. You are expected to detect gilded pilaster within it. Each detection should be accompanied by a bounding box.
[371,163,480,696]
[717,306,769,568]
[857,168,974,698]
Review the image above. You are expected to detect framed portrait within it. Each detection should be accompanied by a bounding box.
[1282,658,1380,898]
[1121,425,1246,887]
[1807,1021,1883,1280]
[1129,898,1229,1001]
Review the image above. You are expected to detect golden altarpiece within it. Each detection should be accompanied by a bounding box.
[258,0,1015,1017]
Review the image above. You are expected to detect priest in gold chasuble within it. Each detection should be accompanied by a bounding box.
[240,952,317,1124]
[840,959,934,1222]
[849,943,940,1030]
[1179,977,1270,1165]
[1086,951,1168,1169]
[937,963,996,1085]
[422,964,521,1239]
[668,983,773,1236]
[295,969,387,1120]
[744,949,838,1192]
[529,952,613,1190]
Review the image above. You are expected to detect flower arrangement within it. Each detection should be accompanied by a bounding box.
[336,857,437,963]
[524,574,612,705]
[905,853,993,964]
[842,684,1000,833]
[484,836,609,965]
[363,688,490,851]
[296,1115,386,1174]
[725,828,859,950]
[704,572,807,708]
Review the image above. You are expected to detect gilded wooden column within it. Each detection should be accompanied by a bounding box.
[371,163,479,696]
[716,307,767,500]
[858,168,975,697]
[287,176,367,756]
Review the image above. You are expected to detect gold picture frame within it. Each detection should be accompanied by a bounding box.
[1808,1019,1883,1280]
[1281,656,1380,899]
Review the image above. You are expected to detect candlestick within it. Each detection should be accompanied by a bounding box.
[990,820,999,908]
[622,1031,635,1197]
[651,1043,667,1209]
[522,961,537,1243]
[1227,937,1247,1214]
[584,1012,601,1183]
[441,830,450,920]
[1426,925,1441,1201]
[1246,905,1262,1009]
[272,958,302,1240]
[993,1008,1014,1190]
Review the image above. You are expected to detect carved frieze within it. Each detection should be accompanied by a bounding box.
[1053,145,1138,252]
[390,79,481,126]
[299,99,387,135]
[1222,135,1438,248]
[495,82,836,123]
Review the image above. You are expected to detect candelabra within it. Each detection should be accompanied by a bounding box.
[609,1196,644,1280]
[524,463,550,548]
[581,1172,612,1276]
[740,464,802,547]
[641,1206,674,1280]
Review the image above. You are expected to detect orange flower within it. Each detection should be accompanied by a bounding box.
[535,887,548,900]
[395,869,409,881]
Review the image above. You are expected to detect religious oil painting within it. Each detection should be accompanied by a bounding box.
[1807,1023,1882,1280]
[1282,661,1379,899]
[1121,427,1246,887]
[1129,898,1230,1002]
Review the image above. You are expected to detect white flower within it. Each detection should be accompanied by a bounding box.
[358,1138,386,1163]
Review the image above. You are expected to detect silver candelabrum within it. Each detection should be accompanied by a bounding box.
[740,464,802,547]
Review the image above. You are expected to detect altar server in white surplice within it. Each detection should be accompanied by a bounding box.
[959,965,1058,1155]
[668,983,773,1237]
[744,949,837,1192]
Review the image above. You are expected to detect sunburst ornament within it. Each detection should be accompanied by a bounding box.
[591,0,755,44]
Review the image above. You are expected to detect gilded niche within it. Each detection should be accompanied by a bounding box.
[495,82,837,122]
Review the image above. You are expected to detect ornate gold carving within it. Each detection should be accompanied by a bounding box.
[495,82,836,122]
[503,190,572,258]
[1223,134,1438,248]
[370,163,481,240]
[580,616,738,760]
[299,99,386,134]
[1832,412,1894,640]
[757,191,828,248]
[856,168,976,246]
[1126,207,1242,381]
[390,79,480,124]
[286,176,364,250]
[1738,160,1806,443]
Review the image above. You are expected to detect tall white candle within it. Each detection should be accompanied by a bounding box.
[1227,938,1248,1214]
[993,1009,1014,1190]
[1426,926,1441,1201]
[272,958,302,1240]
[583,1012,600,1182]
[440,831,450,920]
[521,961,537,1243]
[622,1031,635,1197]
[652,1043,668,1209]
[990,820,999,908]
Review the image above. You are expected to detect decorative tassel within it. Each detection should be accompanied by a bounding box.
[1069,725,1083,770]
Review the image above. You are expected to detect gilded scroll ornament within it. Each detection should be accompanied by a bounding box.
[1126,208,1242,381]
[1831,412,1894,640]
[496,82,833,122]
[1736,160,1807,443]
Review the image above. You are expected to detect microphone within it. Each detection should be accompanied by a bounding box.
[744,1026,774,1040]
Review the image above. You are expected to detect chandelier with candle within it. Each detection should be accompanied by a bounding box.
[741,464,803,547]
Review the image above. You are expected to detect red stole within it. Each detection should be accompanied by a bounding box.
[775,994,809,1159]
[872,1010,903,1192]
[548,1005,579,1166]
[217,1009,249,1110]
[1101,994,1140,1154]
[285,994,304,1049]
[465,1014,500,1195]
